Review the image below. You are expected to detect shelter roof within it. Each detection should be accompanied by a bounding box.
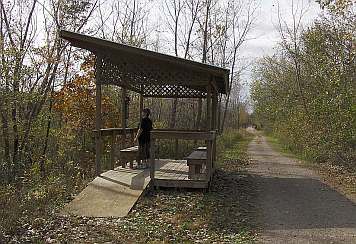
[60,30,230,98]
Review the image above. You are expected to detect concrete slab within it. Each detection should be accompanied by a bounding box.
[61,168,151,217]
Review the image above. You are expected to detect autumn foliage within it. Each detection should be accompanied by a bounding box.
[54,55,118,132]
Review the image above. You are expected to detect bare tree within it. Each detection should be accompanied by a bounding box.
[220,0,257,132]
[276,0,310,117]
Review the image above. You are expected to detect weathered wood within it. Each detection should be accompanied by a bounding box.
[121,87,127,148]
[95,58,102,176]
[207,137,213,179]
[120,146,139,168]
[139,85,144,117]
[197,146,207,151]
[212,87,218,163]
[94,128,138,137]
[212,89,218,130]
[185,150,207,160]
[207,82,212,131]
[185,150,207,179]
[110,134,115,170]
[150,138,156,180]
[60,30,230,98]
[120,146,139,152]
[151,130,215,140]
[154,128,204,132]
[154,179,208,189]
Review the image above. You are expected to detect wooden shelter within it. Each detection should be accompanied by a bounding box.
[60,30,230,189]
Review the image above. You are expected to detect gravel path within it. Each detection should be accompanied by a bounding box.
[247,133,356,244]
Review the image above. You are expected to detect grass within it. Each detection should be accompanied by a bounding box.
[265,135,305,161]
[2,129,258,243]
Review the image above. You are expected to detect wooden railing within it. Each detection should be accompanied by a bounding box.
[93,127,138,173]
[149,130,216,184]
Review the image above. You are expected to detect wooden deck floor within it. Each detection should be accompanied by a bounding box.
[114,159,209,188]
[155,159,206,180]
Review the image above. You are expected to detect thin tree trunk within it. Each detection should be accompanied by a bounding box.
[195,99,202,130]
[1,110,11,182]
[40,78,55,178]
[196,0,210,130]
[169,98,178,128]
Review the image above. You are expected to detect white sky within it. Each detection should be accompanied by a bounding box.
[240,0,322,59]
[237,0,322,101]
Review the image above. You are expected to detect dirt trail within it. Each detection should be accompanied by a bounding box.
[247,132,356,244]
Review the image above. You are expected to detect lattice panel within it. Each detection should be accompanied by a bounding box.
[96,53,210,98]
[143,84,206,98]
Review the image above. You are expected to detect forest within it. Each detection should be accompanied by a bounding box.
[251,0,355,171]
[0,0,355,242]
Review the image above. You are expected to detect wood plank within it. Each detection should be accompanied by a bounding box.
[207,82,211,130]
[197,146,207,151]
[95,59,102,176]
[150,139,156,180]
[120,146,139,152]
[95,128,138,137]
[151,130,215,140]
[155,179,208,189]
[185,150,207,160]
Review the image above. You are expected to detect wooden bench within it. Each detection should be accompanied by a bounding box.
[120,146,139,168]
[185,150,207,179]
[197,146,207,151]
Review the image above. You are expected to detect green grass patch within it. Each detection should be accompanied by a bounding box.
[265,134,309,162]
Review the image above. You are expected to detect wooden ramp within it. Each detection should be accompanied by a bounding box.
[61,168,151,217]
[61,159,207,217]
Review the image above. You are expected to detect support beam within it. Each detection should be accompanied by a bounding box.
[212,88,218,163]
[121,87,127,148]
[212,88,218,131]
[139,85,144,119]
[150,138,156,182]
[95,58,103,176]
[206,82,212,131]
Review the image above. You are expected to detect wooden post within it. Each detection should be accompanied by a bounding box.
[110,132,115,170]
[212,90,217,131]
[121,87,127,148]
[139,85,144,116]
[217,96,221,133]
[207,136,213,180]
[150,138,156,184]
[95,58,102,176]
[212,90,218,163]
[206,82,211,131]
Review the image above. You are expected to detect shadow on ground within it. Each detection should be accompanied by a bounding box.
[252,174,356,230]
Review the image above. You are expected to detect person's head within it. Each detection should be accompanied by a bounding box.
[142,108,150,118]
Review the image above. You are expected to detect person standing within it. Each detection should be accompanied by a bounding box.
[134,108,153,168]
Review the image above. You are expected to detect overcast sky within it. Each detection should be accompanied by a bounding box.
[236,0,322,100]
[241,0,322,59]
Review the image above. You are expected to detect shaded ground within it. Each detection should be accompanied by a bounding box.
[2,135,258,243]
[247,132,356,244]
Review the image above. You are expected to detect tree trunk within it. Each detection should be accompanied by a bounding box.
[169,98,178,128]
[195,98,202,130]
[1,110,11,182]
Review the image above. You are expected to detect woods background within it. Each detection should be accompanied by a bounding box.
[0,0,255,185]
[0,0,355,237]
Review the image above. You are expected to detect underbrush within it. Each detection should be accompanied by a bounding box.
[0,170,90,241]
[2,129,257,243]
